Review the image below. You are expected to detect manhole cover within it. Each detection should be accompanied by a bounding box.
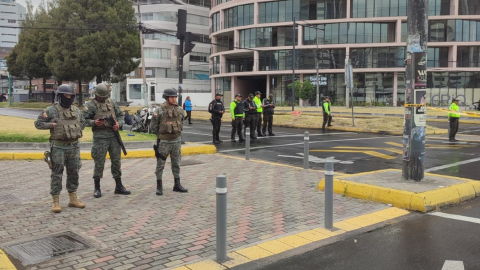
[179,160,204,166]
[3,231,94,266]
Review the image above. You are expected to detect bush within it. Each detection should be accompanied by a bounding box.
[28,99,40,103]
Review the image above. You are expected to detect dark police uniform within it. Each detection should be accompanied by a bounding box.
[209,96,225,143]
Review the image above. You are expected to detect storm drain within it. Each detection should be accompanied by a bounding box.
[3,231,94,266]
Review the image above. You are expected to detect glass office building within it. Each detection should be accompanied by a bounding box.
[209,0,480,106]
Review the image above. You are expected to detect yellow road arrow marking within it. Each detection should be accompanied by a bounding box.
[310,149,396,160]
[332,146,403,154]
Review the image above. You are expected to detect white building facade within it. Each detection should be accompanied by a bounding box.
[126,0,213,107]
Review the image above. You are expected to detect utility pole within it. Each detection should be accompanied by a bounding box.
[137,1,148,107]
[8,74,12,107]
[291,17,296,112]
[315,28,319,108]
[402,0,428,181]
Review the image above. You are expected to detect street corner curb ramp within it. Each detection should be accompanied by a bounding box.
[318,169,480,213]
[0,143,216,160]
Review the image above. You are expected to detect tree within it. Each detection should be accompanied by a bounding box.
[299,80,315,103]
[46,0,140,105]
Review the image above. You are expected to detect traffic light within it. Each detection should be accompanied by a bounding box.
[184,32,195,54]
[176,9,186,39]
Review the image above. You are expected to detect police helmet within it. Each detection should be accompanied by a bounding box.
[94,83,110,97]
[162,88,178,99]
[255,91,261,95]
[57,84,75,95]
[235,93,242,97]
[215,92,223,96]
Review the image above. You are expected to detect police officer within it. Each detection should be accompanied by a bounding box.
[151,88,188,195]
[253,91,265,137]
[34,84,86,213]
[322,96,333,132]
[448,98,461,142]
[230,93,245,142]
[209,93,225,144]
[83,83,131,198]
[262,93,275,136]
[243,94,258,140]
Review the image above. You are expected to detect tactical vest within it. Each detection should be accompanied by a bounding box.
[158,103,183,140]
[92,98,117,131]
[50,104,82,141]
[233,100,244,116]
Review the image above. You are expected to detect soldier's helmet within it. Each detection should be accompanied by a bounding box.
[94,83,110,97]
[162,88,178,99]
[57,84,75,95]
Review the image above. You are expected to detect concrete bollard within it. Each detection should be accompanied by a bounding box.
[304,131,309,169]
[325,158,334,229]
[245,127,250,160]
[216,175,227,263]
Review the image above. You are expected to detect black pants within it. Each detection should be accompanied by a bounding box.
[262,113,273,135]
[256,113,263,134]
[449,118,459,139]
[212,117,222,141]
[322,113,332,129]
[245,114,256,138]
[231,117,244,140]
[185,111,192,123]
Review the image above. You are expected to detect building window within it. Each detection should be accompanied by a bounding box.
[211,12,220,32]
[303,22,395,45]
[240,26,298,49]
[459,0,479,15]
[224,4,253,29]
[429,0,450,15]
[190,52,209,62]
[259,0,346,23]
[427,47,449,67]
[429,20,480,42]
[457,47,480,67]
[129,84,142,99]
[144,48,170,59]
[7,19,16,23]
[350,47,406,68]
[351,0,407,18]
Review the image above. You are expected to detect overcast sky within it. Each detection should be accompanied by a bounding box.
[16,0,42,10]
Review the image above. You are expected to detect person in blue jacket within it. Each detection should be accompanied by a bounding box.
[184,96,193,124]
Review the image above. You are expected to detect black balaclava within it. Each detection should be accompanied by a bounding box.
[59,94,74,108]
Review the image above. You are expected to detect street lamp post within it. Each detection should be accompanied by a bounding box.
[315,28,320,108]
[137,1,148,107]
[291,18,296,112]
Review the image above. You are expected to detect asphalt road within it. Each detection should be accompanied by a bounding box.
[243,197,480,270]
[2,107,479,180]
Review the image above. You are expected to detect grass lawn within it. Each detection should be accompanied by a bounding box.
[0,115,156,143]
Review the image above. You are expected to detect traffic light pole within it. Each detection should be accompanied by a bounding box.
[402,0,428,181]
[178,38,184,108]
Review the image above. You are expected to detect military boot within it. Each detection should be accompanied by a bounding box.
[114,178,131,195]
[52,195,61,213]
[156,180,163,196]
[68,192,85,208]
[94,178,101,198]
[173,178,188,193]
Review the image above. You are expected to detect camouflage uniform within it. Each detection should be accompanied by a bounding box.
[83,97,129,197]
[35,104,86,195]
[150,102,188,195]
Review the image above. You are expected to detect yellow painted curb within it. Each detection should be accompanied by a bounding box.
[0,145,216,161]
[0,249,16,270]
[175,207,409,270]
[318,169,480,212]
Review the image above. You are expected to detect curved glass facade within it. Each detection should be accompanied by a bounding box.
[210,0,480,106]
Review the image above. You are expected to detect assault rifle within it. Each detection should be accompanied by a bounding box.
[105,116,127,156]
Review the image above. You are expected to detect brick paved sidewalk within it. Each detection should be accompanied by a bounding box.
[0,154,387,270]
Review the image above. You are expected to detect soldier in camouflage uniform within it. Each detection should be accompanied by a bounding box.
[34,84,86,213]
[83,83,131,198]
[150,88,188,196]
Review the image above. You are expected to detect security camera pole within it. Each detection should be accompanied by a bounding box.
[402,0,428,181]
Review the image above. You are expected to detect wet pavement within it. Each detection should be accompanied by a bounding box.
[0,155,387,270]
[251,197,480,270]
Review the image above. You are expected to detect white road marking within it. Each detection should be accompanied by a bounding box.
[442,260,464,270]
[278,153,354,164]
[428,212,480,225]
[459,129,480,133]
[218,136,395,153]
[425,157,480,172]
